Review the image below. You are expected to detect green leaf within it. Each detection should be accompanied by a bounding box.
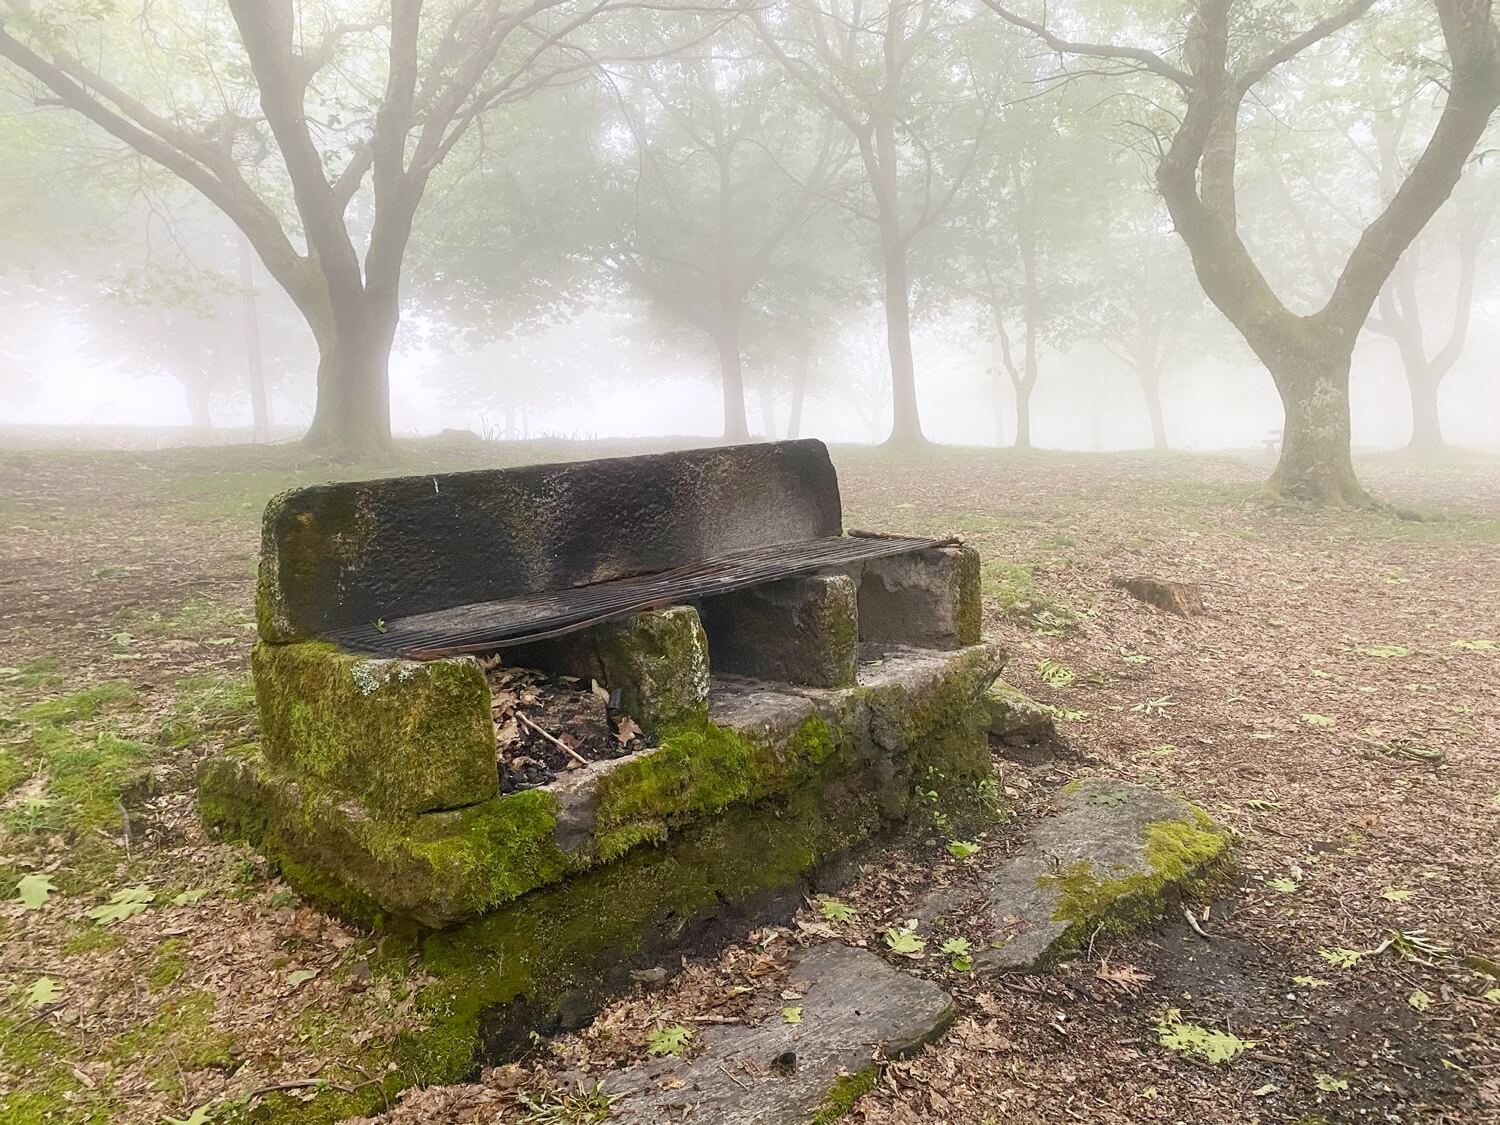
[780,1005,803,1024]
[172,888,209,906]
[1292,975,1330,989]
[287,969,318,989]
[945,840,980,859]
[883,921,925,957]
[1251,1083,1278,1097]
[1354,645,1408,658]
[817,898,855,923]
[1408,989,1432,1012]
[1315,1073,1349,1092]
[1245,798,1281,811]
[646,1024,692,1057]
[1319,947,1363,969]
[1302,713,1336,728]
[85,885,153,926]
[1155,1010,1254,1064]
[939,937,972,955]
[26,977,62,1007]
[1483,988,1500,1003]
[1450,638,1495,651]
[15,873,55,910]
[1267,877,1300,893]
[1380,888,1414,903]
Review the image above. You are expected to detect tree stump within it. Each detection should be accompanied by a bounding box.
[1111,576,1206,617]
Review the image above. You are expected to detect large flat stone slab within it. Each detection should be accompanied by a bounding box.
[601,943,953,1123]
[917,778,1232,972]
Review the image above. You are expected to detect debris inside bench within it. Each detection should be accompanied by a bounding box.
[483,657,650,791]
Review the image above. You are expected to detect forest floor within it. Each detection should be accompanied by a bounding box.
[0,436,1496,1125]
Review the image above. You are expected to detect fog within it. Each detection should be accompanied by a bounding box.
[1,0,1498,478]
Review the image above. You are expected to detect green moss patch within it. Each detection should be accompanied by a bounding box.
[812,1066,878,1123]
[252,641,496,815]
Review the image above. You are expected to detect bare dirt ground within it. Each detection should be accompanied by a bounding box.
[1,437,1497,1125]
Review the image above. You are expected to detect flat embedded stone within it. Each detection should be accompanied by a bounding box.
[601,943,953,1123]
[916,778,1231,972]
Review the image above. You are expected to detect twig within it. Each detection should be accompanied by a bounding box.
[516,711,589,767]
[245,1078,353,1099]
[718,1063,751,1090]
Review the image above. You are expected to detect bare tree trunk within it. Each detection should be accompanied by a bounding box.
[238,235,272,442]
[1013,377,1034,450]
[874,120,925,447]
[756,380,778,439]
[301,292,397,456]
[1138,364,1169,450]
[716,319,750,441]
[1267,348,1370,505]
[1407,371,1445,451]
[787,351,809,439]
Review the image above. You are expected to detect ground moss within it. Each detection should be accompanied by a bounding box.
[811,1065,878,1124]
[150,937,189,990]
[0,1013,115,1124]
[160,671,258,749]
[591,606,711,731]
[252,640,497,815]
[1041,811,1233,947]
[17,681,137,725]
[109,991,236,1094]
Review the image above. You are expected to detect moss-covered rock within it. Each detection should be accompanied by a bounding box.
[252,640,496,815]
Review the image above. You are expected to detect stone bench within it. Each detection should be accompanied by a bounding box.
[199,439,1004,1067]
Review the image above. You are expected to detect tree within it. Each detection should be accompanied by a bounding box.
[987,0,1500,503]
[1366,115,1497,450]
[0,0,630,454]
[593,32,843,439]
[752,0,998,446]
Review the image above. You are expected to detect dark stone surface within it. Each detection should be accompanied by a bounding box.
[856,546,981,649]
[700,574,858,688]
[258,440,843,642]
[601,943,954,1123]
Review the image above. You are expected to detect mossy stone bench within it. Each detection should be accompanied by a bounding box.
[200,439,1002,1072]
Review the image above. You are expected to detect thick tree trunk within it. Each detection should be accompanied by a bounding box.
[1406,371,1445,451]
[1013,378,1034,450]
[1267,350,1371,505]
[238,236,272,442]
[715,321,750,441]
[302,294,396,457]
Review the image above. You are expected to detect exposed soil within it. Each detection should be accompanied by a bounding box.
[0,439,1496,1125]
[483,659,648,792]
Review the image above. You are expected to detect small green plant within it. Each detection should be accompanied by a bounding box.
[646,1024,693,1058]
[1036,658,1075,688]
[883,920,925,957]
[946,840,980,860]
[1245,797,1281,811]
[1155,1009,1254,1064]
[1385,929,1450,964]
[1302,713,1337,728]
[1292,975,1330,989]
[780,1006,803,1024]
[818,897,856,923]
[1267,877,1300,894]
[1132,695,1175,716]
[1119,648,1152,665]
[1408,989,1432,1012]
[941,937,973,971]
[1315,1074,1349,1092]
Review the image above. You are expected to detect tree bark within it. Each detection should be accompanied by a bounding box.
[301,292,397,455]
[183,378,213,431]
[1266,347,1370,505]
[716,318,750,441]
[874,121,925,447]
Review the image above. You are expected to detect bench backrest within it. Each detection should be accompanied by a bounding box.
[256,439,843,642]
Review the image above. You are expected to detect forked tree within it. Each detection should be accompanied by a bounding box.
[0,0,631,454]
[985,0,1500,503]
